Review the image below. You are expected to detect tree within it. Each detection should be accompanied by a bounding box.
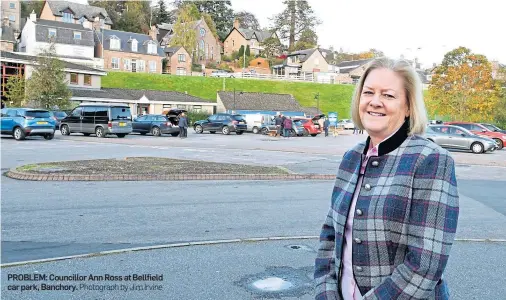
[245,45,251,57]
[4,76,25,107]
[270,0,321,51]
[238,45,245,57]
[234,11,260,30]
[293,28,317,50]
[155,0,172,24]
[21,1,44,19]
[25,43,71,109]
[427,47,501,122]
[202,13,219,39]
[90,0,151,33]
[170,4,199,61]
[261,36,283,59]
[174,1,233,40]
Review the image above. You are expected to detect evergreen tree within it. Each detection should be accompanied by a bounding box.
[238,45,245,57]
[155,0,171,24]
[245,45,251,57]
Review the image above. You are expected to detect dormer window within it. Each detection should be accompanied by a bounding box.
[147,42,157,54]
[131,39,138,52]
[110,36,120,50]
[63,12,74,23]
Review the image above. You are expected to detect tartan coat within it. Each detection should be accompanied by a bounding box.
[314,121,460,300]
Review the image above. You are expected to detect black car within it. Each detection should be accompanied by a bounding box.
[132,112,182,137]
[193,113,247,135]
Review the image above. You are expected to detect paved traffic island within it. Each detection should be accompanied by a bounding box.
[5,157,335,181]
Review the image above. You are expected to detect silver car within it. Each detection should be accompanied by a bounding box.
[424,125,497,154]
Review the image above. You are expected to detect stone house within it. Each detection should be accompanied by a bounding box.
[1,21,17,52]
[150,17,221,65]
[163,46,191,75]
[96,29,164,74]
[1,0,21,31]
[272,48,330,77]
[39,0,112,30]
[222,19,278,56]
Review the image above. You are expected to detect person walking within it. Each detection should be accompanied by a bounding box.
[283,116,292,138]
[280,114,287,137]
[275,114,283,137]
[314,58,459,300]
[323,117,330,137]
[178,112,188,138]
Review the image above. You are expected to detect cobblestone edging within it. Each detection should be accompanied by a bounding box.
[5,169,336,181]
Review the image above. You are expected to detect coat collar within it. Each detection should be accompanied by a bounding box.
[363,118,410,156]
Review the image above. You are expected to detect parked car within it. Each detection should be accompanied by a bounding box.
[291,115,323,137]
[338,119,355,130]
[50,110,68,130]
[445,122,506,150]
[210,70,235,78]
[1,108,56,140]
[60,103,132,138]
[132,114,179,136]
[193,113,247,135]
[242,113,273,134]
[424,125,497,154]
[479,123,506,134]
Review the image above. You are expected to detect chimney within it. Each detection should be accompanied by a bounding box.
[2,17,9,27]
[30,10,37,22]
[148,25,157,41]
[233,19,240,29]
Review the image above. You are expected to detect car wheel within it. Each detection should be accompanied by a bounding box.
[171,132,179,137]
[61,125,70,136]
[471,142,484,154]
[222,126,230,135]
[13,127,26,141]
[117,134,126,138]
[195,125,203,134]
[151,126,161,136]
[95,126,106,138]
[252,127,259,134]
[493,138,503,150]
[44,133,54,140]
[311,134,317,137]
[261,127,269,135]
[303,129,309,137]
[209,131,216,134]
[236,131,244,135]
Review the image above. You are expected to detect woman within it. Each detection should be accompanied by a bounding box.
[314,58,459,300]
[283,116,293,138]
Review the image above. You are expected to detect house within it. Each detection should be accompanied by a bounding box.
[272,48,329,77]
[149,17,221,64]
[1,0,21,31]
[39,0,112,30]
[216,91,305,115]
[223,19,278,56]
[334,59,373,84]
[19,12,103,70]
[491,60,506,80]
[96,29,164,74]
[0,51,106,101]
[163,46,191,75]
[70,88,216,116]
[1,21,18,52]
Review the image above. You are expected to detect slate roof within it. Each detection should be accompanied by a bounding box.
[0,51,105,74]
[287,48,318,63]
[0,26,16,42]
[417,70,430,84]
[164,46,184,55]
[237,28,273,42]
[46,0,113,25]
[336,59,373,73]
[35,19,95,47]
[301,107,323,116]
[101,29,164,56]
[217,91,303,111]
[70,88,214,103]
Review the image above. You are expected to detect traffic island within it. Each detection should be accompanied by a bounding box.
[5,157,336,181]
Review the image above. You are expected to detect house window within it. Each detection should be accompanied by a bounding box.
[79,17,85,25]
[48,28,57,38]
[232,40,235,47]
[110,37,120,50]
[74,32,81,40]
[163,104,171,108]
[178,54,185,62]
[70,73,78,85]
[199,40,205,59]
[9,15,15,22]
[63,12,74,23]
[177,104,187,109]
[138,60,145,72]
[111,57,119,69]
[84,75,92,86]
[211,47,214,60]
[147,43,157,54]
[193,105,202,112]
[124,59,131,71]
[149,61,156,73]
[131,40,138,52]
[9,2,15,9]
[176,67,186,76]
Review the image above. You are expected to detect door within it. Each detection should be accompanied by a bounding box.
[81,106,97,133]
[133,115,147,132]
[94,106,109,129]
[1,109,16,132]
[67,107,83,132]
[141,115,154,132]
[205,115,218,130]
[433,126,453,147]
[448,127,471,149]
[132,61,137,73]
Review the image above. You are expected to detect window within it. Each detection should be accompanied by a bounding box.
[232,40,235,47]
[211,47,214,60]
[83,107,97,117]
[79,17,85,25]
[63,12,74,23]
[95,107,108,117]
[147,43,157,54]
[124,59,131,71]
[176,67,186,76]
[70,73,78,84]
[110,37,120,50]
[138,60,145,72]
[48,28,57,38]
[177,104,187,109]
[9,15,15,22]
[149,61,156,73]
[208,115,218,121]
[74,32,81,40]
[163,104,171,108]
[84,75,92,86]
[111,57,119,69]
[178,54,185,62]
[71,107,83,117]
[9,2,15,9]
[193,105,202,112]
[131,40,138,52]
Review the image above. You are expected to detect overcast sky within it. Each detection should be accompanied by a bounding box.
[79,0,505,68]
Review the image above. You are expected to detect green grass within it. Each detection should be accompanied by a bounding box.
[101,72,355,118]
[17,163,56,171]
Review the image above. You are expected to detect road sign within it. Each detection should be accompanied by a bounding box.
[328,112,338,127]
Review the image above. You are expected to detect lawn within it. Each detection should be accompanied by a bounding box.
[102,72,356,117]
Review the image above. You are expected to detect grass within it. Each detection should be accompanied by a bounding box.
[17,163,57,171]
[101,71,356,118]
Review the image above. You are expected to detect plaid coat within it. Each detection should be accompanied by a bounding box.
[314,124,459,300]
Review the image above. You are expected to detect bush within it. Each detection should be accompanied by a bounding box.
[218,62,233,72]
[206,62,218,69]
[186,110,211,126]
[221,55,232,62]
[231,51,240,61]
[191,64,202,72]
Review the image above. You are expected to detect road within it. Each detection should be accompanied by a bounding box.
[1,132,505,299]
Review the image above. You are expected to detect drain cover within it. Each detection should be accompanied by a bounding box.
[285,244,315,252]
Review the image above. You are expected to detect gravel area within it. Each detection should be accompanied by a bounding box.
[16,157,289,175]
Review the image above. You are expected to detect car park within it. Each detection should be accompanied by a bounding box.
[194,113,247,135]
[60,103,132,138]
[1,108,56,140]
[445,122,506,150]
[210,70,235,78]
[424,125,497,154]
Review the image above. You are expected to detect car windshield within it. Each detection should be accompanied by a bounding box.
[231,115,245,121]
[53,111,67,118]
[25,110,50,118]
[111,107,131,120]
[482,124,498,131]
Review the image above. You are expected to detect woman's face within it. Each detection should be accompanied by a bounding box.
[359,68,409,141]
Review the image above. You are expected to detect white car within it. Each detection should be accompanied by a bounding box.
[210,70,235,78]
[338,119,355,130]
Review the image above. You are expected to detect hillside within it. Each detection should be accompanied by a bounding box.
[101,72,355,117]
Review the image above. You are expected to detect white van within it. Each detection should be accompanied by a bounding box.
[242,114,273,134]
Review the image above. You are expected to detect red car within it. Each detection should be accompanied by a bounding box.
[445,122,506,150]
[292,115,323,137]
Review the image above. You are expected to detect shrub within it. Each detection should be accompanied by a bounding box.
[222,55,232,62]
[206,62,218,69]
[191,64,202,72]
[186,110,211,126]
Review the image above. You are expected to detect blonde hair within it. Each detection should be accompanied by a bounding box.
[350,57,428,135]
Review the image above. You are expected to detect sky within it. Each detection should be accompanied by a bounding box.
[80,0,505,68]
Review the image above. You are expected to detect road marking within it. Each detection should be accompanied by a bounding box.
[2,236,504,268]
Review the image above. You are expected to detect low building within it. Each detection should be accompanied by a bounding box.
[335,59,373,84]
[163,46,191,75]
[223,19,279,56]
[272,48,330,77]
[39,0,113,30]
[216,91,305,116]
[70,88,216,116]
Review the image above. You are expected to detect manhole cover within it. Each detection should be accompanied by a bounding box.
[285,244,315,252]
